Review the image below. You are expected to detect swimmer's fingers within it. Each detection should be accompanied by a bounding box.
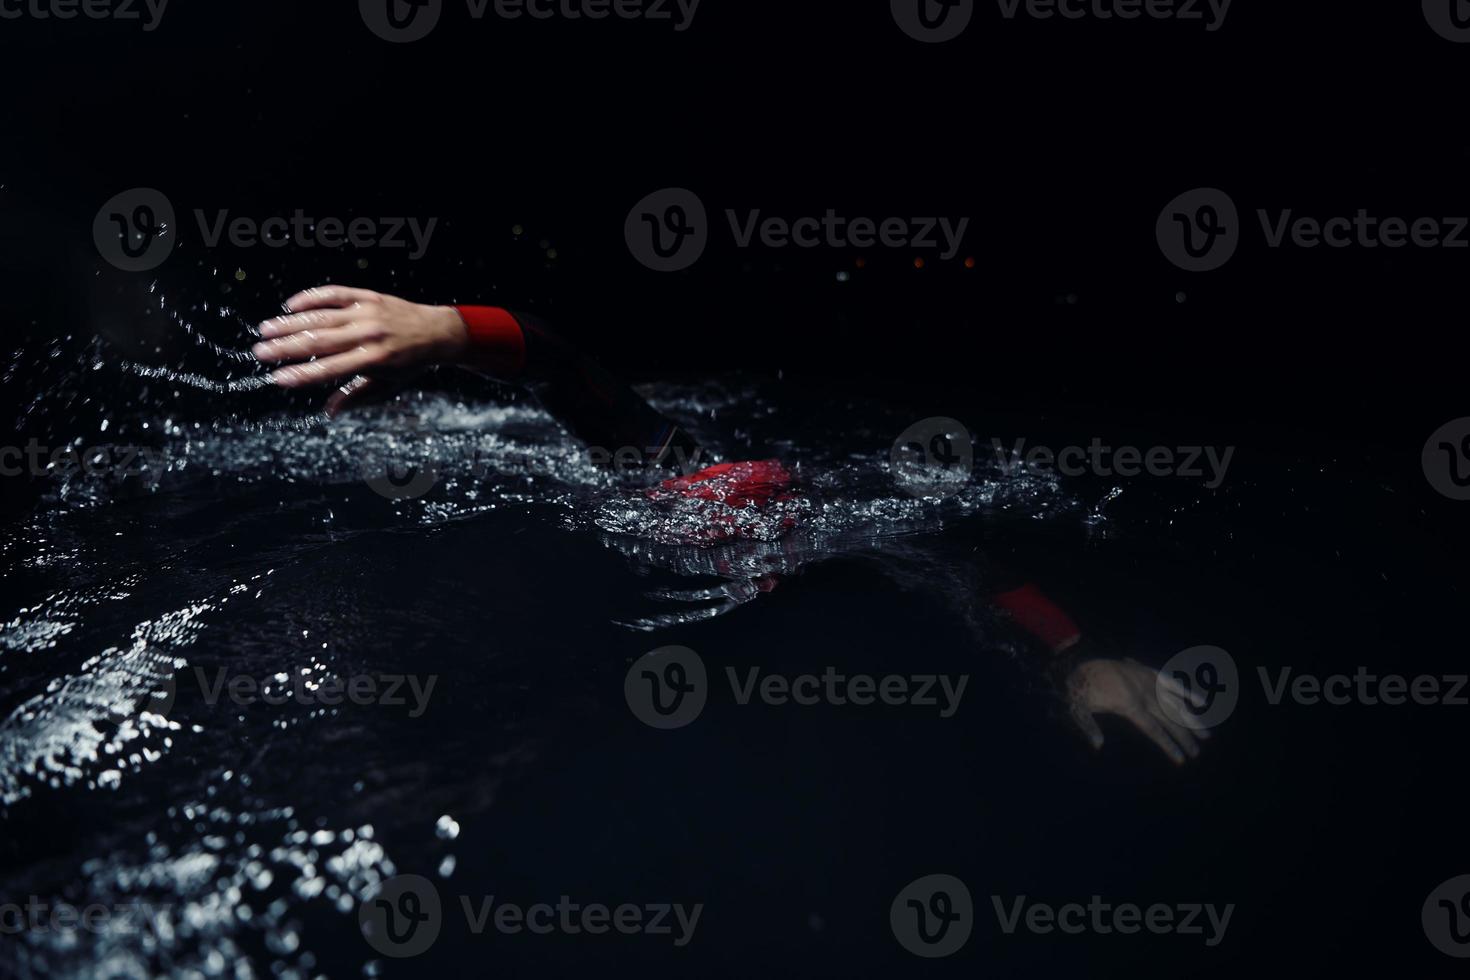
[1155,688,1212,739]
[283,285,380,313]
[268,347,380,388]
[253,323,383,363]
[1121,705,1188,766]
[258,308,357,338]
[1131,658,1213,737]
[1152,687,1211,740]
[1130,656,1207,709]
[325,375,385,417]
[1069,703,1105,751]
[1147,704,1202,760]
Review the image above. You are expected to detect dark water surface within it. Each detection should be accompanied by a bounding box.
[0,365,1463,977]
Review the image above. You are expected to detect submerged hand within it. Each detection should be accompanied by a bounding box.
[1066,657,1211,765]
[252,286,469,415]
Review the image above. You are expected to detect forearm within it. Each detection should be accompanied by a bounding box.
[452,305,698,468]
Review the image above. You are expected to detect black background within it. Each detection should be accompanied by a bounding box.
[3,1,1470,977]
[3,0,1467,450]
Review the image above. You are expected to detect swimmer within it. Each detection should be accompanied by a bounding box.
[253,285,1213,765]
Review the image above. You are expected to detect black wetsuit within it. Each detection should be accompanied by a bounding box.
[457,304,700,469]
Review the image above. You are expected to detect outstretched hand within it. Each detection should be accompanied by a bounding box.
[1066,657,1212,765]
[253,286,469,415]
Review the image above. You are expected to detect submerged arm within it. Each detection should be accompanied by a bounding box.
[992,581,1210,765]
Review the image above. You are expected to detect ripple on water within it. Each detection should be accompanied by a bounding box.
[6,792,397,979]
[2,370,1101,975]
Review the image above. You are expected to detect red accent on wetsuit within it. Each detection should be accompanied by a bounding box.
[652,460,795,509]
[454,305,527,377]
[647,460,799,544]
[993,583,1082,652]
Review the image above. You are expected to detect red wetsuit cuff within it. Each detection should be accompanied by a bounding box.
[994,583,1082,653]
[454,305,527,377]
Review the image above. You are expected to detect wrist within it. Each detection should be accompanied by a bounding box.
[431,305,471,364]
[1052,647,1100,694]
